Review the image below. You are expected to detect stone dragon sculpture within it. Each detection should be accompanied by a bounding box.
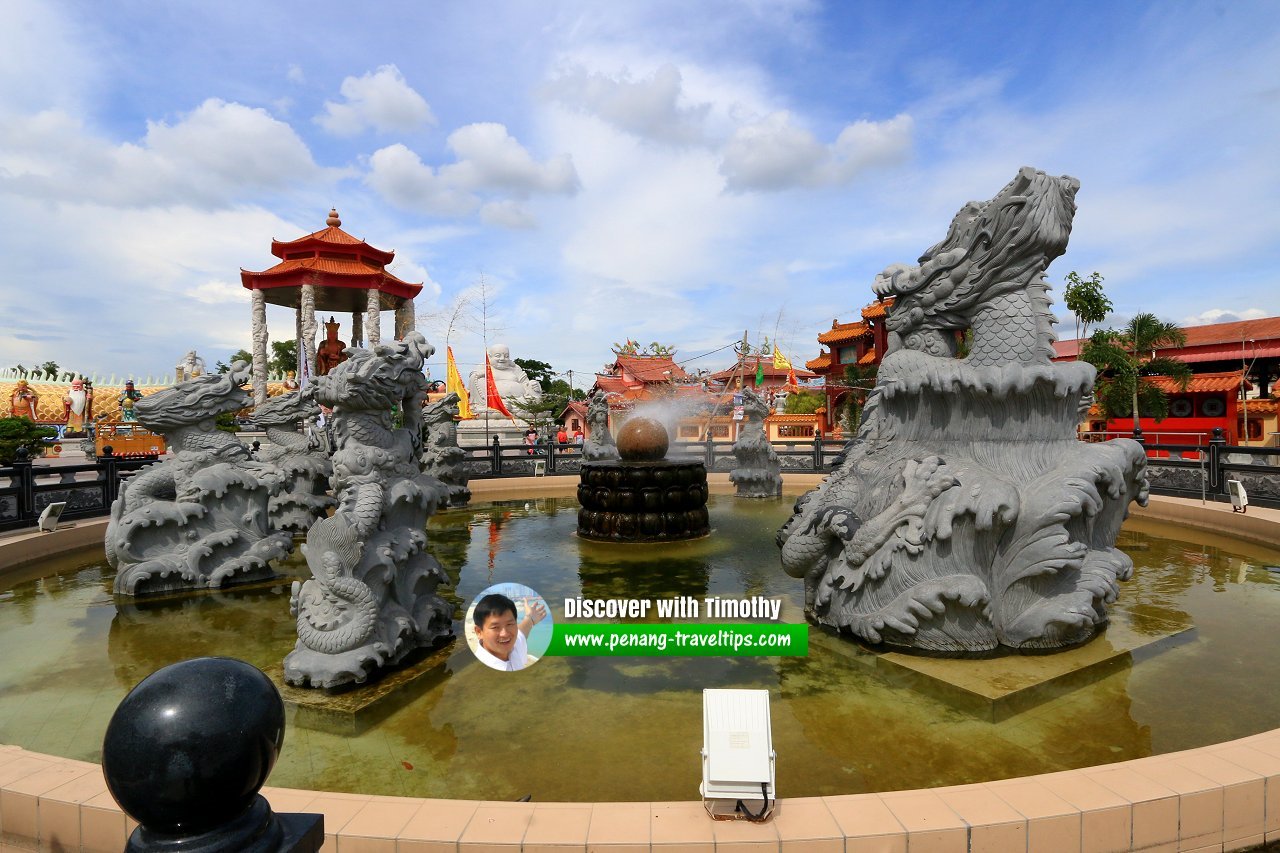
[778,167,1148,653]
[729,386,782,498]
[284,332,454,688]
[105,362,293,595]
[250,387,334,533]
[582,394,620,461]
[420,392,471,508]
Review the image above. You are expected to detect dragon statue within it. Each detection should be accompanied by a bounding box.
[284,332,454,688]
[730,387,782,498]
[582,394,620,461]
[105,362,293,596]
[250,387,334,533]
[778,167,1148,653]
[421,392,471,507]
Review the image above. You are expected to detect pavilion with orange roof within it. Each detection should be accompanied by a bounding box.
[240,209,423,404]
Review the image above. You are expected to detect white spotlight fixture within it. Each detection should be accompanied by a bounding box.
[700,688,776,821]
[38,502,67,533]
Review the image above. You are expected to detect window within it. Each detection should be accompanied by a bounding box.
[571,419,581,430]
[778,424,814,437]
[710,425,730,438]
[679,425,700,438]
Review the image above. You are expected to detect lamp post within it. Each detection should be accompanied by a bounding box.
[1242,337,1259,446]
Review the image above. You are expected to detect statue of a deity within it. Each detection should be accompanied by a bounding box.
[466,344,542,413]
[176,351,206,382]
[315,317,348,377]
[283,370,300,391]
[119,380,143,422]
[10,380,38,420]
[63,378,93,432]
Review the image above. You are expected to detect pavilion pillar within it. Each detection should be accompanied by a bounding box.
[299,283,317,380]
[351,311,364,349]
[394,298,416,340]
[251,289,269,406]
[365,288,381,349]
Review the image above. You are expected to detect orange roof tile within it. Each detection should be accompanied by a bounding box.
[707,358,816,382]
[1147,370,1247,394]
[818,320,870,345]
[1243,399,1277,415]
[857,348,877,365]
[806,351,831,371]
[861,297,894,320]
[248,256,415,285]
[612,355,689,382]
[1056,314,1280,361]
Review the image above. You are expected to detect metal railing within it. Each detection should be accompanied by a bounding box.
[8,429,1272,532]
[0,450,154,532]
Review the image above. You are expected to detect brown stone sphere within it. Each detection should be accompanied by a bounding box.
[615,416,670,462]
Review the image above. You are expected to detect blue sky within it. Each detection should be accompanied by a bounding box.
[2,0,1277,384]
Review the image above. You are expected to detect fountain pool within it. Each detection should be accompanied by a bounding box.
[2,493,1280,803]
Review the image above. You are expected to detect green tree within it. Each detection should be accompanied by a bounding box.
[1082,313,1191,422]
[839,364,878,433]
[215,349,253,374]
[783,390,825,415]
[269,340,298,377]
[0,417,57,464]
[514,358,555,387]
[39,361,59,380]
[1063,271,1112,343]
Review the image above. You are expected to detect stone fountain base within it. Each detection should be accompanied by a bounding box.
[577,459,710,542]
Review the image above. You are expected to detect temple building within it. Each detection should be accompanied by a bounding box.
[240,209,422,404]
[1056,315,1280,447]
[805,297,893,434]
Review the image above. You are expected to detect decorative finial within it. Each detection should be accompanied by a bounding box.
[326,208,341,227]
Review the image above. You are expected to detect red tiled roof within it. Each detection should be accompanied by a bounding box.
[818,320,870,345]
[1147,370,1248,394]
[766,413,821,422]
[611,355,689,382]
[1055,315,1280,361]
[246,256,414,284]
[1243,399,1277,415]
[593,376,636,396]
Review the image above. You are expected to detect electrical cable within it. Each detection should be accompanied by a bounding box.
[734,782,771,822]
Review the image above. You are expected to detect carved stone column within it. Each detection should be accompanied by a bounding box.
[251,289,269,406]
[394,299,416,341]
[365,288,381,348]
[351,311,363,349]
[300,283,317,378]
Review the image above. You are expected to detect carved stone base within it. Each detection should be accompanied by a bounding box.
[577,460,710,541]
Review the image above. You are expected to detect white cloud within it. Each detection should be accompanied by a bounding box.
[0,99,323,207]
[542,63,710,145]
[481,200,537,229]
[188,280,248,305]
[720,111,913,191]
[366,143,479,216]
[366,126,578,220]
[442,123,580,195]
[316,65,435,136]
[286,63,305,84]
[1181,308,1268,326]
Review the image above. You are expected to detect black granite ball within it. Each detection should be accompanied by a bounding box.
[102,657,285,835]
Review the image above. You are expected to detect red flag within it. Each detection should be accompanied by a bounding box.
[485,353,514,418]
[786,367,798,389]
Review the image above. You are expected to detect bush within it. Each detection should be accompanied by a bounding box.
[0,417,57,464]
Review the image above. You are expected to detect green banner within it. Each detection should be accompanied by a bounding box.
[544,623,807,657]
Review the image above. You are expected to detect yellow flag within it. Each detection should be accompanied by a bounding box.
[446,346,474,419]
[773,348,792,370]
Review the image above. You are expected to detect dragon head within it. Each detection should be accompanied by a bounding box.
[877,167,1079,345]
[133,361,253,433]
[251,385,321,429]
[421,392,460,426]
[315,332,433,414]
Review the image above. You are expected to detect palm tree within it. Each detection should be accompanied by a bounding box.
[1082,314,1192,425]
